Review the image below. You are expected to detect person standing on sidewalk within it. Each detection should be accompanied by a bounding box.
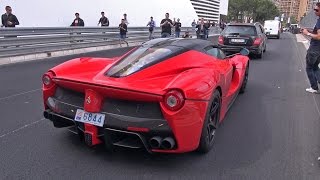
[119,19,127,40]
[160,13,173,38]
[196,18,207,40]
[147,16,156,40]
[98,12,109,27]
[123,13,129,26]
[1,6,19,28]
[174,18,181,38]
[71,13,84,26]
[302,2,320,93]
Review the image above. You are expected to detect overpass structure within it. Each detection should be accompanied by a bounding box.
[0,26,221,65]
[0,32,320,179]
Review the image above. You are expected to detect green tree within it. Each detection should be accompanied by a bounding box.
[228,0,280,23]
[290,16,298,24]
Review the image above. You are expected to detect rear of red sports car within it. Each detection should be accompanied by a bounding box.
[42,39,244,153]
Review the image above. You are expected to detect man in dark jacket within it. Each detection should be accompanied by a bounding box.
[98,12,109,27]
[1,6,19,27]
[71,13,84,26]
[174,18,182,38]
[302,2,320,93]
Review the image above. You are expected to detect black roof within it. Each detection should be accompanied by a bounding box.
[142,38,216,51]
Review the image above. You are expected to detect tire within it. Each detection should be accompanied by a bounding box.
[256,50,263,59]
[239,64,249,94]
[197,90,221,154]
[263,44,266,52]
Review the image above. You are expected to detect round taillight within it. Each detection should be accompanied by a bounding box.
[163,90,185,111]
[42,72,55,87]
[42,75,51,86]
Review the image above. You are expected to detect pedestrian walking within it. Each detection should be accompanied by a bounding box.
[123,13,129,25]
[174,18,182,38]
[160,13,173,38]
[98,12,109,27]
[302,2,320,93]
[1,6,19,28]
[71,13,84,26]
[119,19,128,40]
[147,16,156,40]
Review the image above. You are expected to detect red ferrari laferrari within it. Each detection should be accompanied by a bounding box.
[42,38,250,154]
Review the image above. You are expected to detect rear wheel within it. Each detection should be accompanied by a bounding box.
[197,90,221,153]
[240,64,249,94]
[256,49,263,59]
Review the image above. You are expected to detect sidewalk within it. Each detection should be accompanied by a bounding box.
[296,33,310,50]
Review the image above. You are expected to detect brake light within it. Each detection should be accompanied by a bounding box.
[218,35,224,45]
[163,90,185,111]
[42,71,55,88]
[253,37,262,46]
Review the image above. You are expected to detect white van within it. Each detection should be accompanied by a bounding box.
[264,20,281,39]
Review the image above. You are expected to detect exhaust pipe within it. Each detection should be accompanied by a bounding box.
[149,136,162,149]
[43,111,49,119]
[161,137,175,150]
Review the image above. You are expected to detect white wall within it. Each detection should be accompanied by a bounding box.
[1,0,198,27]
[220,0,229,15]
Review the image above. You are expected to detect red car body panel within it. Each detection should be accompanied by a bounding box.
[43,40,249,153]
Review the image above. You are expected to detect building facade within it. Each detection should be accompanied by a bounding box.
[308,0,320,12]
[298,0,309,21]
[278,0,300,22]
[190,0,221,22]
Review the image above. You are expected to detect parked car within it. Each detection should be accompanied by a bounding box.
[42,38,250,154]
[218,22,267,59]
[264,20,281,39]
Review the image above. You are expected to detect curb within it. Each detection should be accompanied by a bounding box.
[296,34,310,50]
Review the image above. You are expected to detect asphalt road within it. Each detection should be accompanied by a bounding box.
[0,33,320,180]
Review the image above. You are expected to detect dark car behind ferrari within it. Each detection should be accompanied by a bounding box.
[218,23,267,59]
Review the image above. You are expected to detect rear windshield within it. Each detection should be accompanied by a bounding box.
[223,25,257,36]
[106,45,185,77]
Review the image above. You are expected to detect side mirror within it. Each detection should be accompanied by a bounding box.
[240,48,250,56]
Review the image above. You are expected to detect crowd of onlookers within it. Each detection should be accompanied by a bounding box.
[1,5,227,41]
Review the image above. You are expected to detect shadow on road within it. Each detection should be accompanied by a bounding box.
[58,79,272,173]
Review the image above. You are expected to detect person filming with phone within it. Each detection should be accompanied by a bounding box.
[302,2,320,93]
[160,13,173,38]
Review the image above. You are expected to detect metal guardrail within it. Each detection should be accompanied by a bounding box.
[0,27,221,58]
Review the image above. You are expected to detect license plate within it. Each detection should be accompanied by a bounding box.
[231,39,245,43]
[74,109,105,127]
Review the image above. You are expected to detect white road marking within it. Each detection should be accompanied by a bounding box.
[0,118,45,139]
[0,89,41,101]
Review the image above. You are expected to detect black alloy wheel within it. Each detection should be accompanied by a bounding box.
[240,64,249,94]
[198,90,221,153]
